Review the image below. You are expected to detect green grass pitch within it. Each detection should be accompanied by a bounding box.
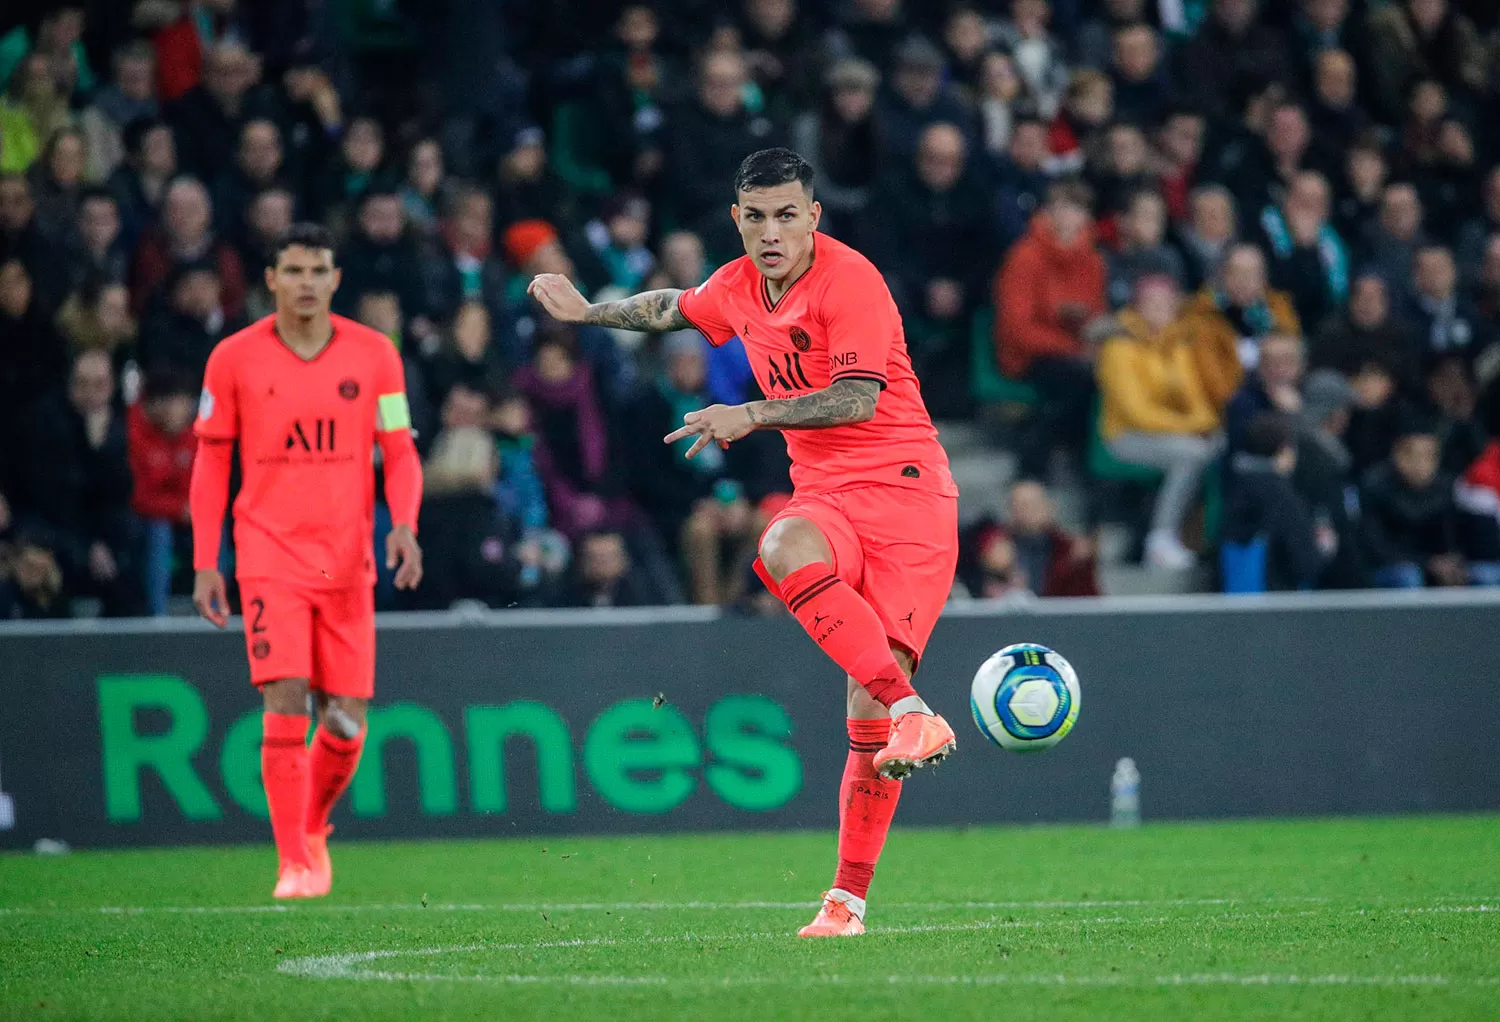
[3,815,1498,1021]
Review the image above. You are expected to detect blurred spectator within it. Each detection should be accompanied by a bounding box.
[1108,24,1171,127]
[1046,69,1112,177]
[1156,109,1206,225]
[829,0,911,73]
[586,193,655,294]
[1294,368,1368,588]
[133,0,243,102]
[1305,49,1370,177]
[876,36,972,165]
[309,116,387,224]
[1076,0,1152,70]
[127,366,197,615]
[1258,170,1350,330]
[740,0,819,117]
[212,118,285,248]
[0,171,71,312]
[1455,166,1500,286]
[72,188,128,287]
[939,7,990,98]
[623,333,758,605]
[17,350,141,616]
[427,301,509,405]
[1108,188,1186,308]
[791,57,883,230]
[994,0,1070,119]
[1363,181,1428,308]
[975,51,1023,163]
[0,530,69,620]
[56,275,138,364]
[0,51,73,175]
[0,258,69,437]
[237,186,294,307]
[1310,272,1416,390]
[565,530,654,608]
[1172,0,1293,120]
[1181,243,1301,412]
[336,190,434,337]
[1409,244,1493,365]
[30,127,89,239]
[1226,333,1306,456]
[78,41,159,183]
[1221,411,1326,591]
[409,426,525,611]
[1364,0,1487,126]
[1172,183,1236,291]
[426,186,510,323]
[1292,0,1360,81]
[138,261,237,379]
[494,126,581,236]
[130,176,246,319]
[1361,419,1471,587]
[108,119,177,250]
[1333,136,1387,245]
[1089,122,1155,223]
[1097,274,1223,569]
[1232,101,1315,217]
[585,4,675,191]
[992,114,1051,249]
[167,41,269,184]
[665,50,782,258]
[1006,479,1100,596]
[869,122,995,396]
[1422,354,1486,475]
[1474,234,1500,322]
[398,138,449,238]
[0,6,91,96]
[994,178,1107,478]
[514,332,617,540]
[1398,80,1478,240]
[491,389,570,598]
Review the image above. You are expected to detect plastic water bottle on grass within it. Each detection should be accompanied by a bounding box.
[1110,757,1140,828]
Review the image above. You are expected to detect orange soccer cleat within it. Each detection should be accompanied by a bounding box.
[798,892,866,938]
[272,864,321,900]
[304,825,334,898]
[872,712,956,780]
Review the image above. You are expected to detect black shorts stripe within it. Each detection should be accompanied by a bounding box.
[783,573,837,608]
[789,577,841,612]
[849,742,886,752]
[831,371,888,390]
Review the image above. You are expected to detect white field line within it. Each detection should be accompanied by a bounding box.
[276,907,1500,986]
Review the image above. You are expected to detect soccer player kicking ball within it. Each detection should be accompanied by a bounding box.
[529,148,959,937]
[189,224,424,899]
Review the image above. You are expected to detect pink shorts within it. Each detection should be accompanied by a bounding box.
[239,580,375,697]
[754,486,959,666]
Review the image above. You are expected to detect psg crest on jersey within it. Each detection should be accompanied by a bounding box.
[790,326,812,352]
[338,379,360,400]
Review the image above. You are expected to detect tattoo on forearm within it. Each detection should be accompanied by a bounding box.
[582,289,688,332]
[747,379,880,430]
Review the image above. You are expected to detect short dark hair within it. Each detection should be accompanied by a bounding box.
[734,147,814,196]
[143,365,197,401]
[1243,412,1296,458]
[272,222,336,264]
[77,185,116,207]
[1047,177,1094,211]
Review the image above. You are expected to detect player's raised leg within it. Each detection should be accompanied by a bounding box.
[304,694,366,897]
[759,515,955,778]
[259,676,318,899]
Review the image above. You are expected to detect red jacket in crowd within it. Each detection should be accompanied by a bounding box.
[127,404,197,522]
[993,212,1107,379]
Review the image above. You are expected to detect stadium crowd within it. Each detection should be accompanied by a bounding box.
[3,0,1500,617]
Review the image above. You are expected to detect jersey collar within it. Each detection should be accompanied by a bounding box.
[759,234,818,314]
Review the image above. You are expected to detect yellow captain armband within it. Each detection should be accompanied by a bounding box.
[377,392,411,432]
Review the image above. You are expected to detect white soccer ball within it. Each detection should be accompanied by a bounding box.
[969,642,1080,752]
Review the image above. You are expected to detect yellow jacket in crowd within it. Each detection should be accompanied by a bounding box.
[1096,309,1221,441]
[1179,288,1301,410]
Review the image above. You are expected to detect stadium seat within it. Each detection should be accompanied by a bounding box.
[548,103,614,197]
[970,307,1038,407]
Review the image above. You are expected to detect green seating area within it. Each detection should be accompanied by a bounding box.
[969,307,1038,407]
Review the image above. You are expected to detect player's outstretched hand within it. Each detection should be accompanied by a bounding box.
[193,569,229,628]
[388,524,424,590]
[526,273,590,323]
[665,404,755,458]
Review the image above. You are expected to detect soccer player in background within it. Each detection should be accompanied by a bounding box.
[529,148,959,937]
[189,223,424,899]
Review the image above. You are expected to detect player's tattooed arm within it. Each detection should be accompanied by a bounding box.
[746,378,880,429]
[582,289,690,332]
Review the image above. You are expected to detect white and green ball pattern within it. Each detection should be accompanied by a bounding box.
[969,642,1080,752]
